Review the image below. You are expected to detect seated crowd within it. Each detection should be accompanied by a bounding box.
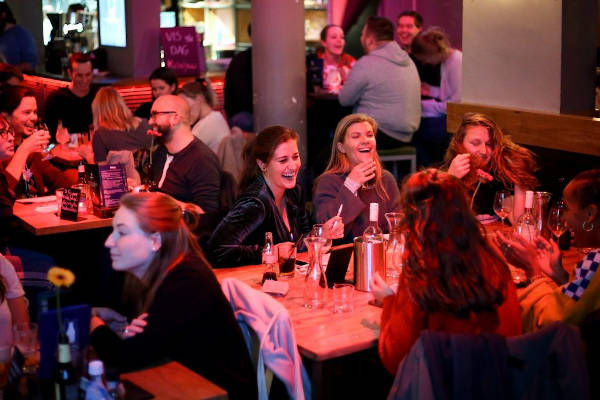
[0,12,598,399]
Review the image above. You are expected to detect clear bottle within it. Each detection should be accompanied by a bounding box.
[303,236,328,309]
[363,203,384,243]
[385,212,405,279]
[261,232,277,284]
[85,360,110,400]
[54,339,77,400]
[515,190,537,243]
[78,161,87,184]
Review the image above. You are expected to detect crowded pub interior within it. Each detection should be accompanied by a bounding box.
[0,0,599,398]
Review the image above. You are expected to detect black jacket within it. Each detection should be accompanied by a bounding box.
[90,253,257,400]
[207,176,311,267]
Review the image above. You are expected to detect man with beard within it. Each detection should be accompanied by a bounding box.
[149,95,221,214]
[0,3,36,72]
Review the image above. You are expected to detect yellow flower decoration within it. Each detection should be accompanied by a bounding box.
[47,267,75,288]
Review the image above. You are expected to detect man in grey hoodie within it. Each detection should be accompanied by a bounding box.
[339,16,421,148]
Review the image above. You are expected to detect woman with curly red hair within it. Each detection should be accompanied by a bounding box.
[442,113,538,220]
[371,169,522,374]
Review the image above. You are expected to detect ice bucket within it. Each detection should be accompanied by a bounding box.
[353,237,385,292]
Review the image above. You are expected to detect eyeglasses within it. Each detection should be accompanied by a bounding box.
[150,111,177,118]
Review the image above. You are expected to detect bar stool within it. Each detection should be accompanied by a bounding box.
[378,146,417,180]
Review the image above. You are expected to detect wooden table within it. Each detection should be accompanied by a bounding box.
[13,198,112,236]
[214,252,382,399]
[121,362,228,400]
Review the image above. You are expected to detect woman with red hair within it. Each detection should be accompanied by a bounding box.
[442,113,538,219]
[90,192,256,399]
[372,169,522,375]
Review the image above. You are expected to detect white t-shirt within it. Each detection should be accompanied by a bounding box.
[0,255,25,347]
[191,111,230,154]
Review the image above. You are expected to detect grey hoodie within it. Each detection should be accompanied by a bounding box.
[339,41,421,142]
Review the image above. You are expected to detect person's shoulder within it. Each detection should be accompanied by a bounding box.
[46,86,71,101]
[189,137,220,164]
[342,53,356,64]
[162,254,221,293]
[315,172,345,189]
[381,169,396,181]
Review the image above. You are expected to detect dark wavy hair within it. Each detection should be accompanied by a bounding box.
[443,113,539,190]
[399,169,511,316]
[238,125,299,193]
[0,85,35,114]
[568,169,600,210]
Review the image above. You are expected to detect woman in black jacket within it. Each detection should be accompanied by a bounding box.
[208,125,343,267]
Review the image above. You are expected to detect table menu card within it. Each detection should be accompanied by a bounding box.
[88,164,127,215]
[59,187,80,221]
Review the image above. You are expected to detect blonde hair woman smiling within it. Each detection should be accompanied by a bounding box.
[313,113,401,243]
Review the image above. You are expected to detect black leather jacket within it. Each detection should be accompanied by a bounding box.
[207,176,311,268]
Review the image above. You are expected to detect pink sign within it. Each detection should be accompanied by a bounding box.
[160,27,206,76]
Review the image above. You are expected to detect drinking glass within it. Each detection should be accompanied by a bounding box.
[277,242,296,278]
[311,224,332,254]
[13,322,39,374]
[547,200,568,241]
[332,283,354,313]
[35,119,54,161]
[56,123,71,146]
[493,190,513,231]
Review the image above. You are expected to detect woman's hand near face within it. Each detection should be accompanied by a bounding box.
[347,159,376,185]
[447,153,471,179]
[322,216,344,239]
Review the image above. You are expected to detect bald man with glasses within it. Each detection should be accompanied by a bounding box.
[149,95,222,214]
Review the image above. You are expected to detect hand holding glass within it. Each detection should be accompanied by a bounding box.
[493,190,513,230]
[13,322,39,374]
[547,201,567,241]
[35,120,54,160]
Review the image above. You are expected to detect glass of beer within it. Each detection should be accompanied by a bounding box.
[277,242,296,278]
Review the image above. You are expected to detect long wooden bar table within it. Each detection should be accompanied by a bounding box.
[13,197,113,236]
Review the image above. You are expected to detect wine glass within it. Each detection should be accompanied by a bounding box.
[35,119,54,161]
[547,200,567,241]
[56,122,71,146]
[493,190,513,231]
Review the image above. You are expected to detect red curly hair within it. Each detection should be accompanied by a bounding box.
[443,113,538,190]
[399,169,511,315]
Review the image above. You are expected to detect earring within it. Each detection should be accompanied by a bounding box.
[582,221,595,232]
